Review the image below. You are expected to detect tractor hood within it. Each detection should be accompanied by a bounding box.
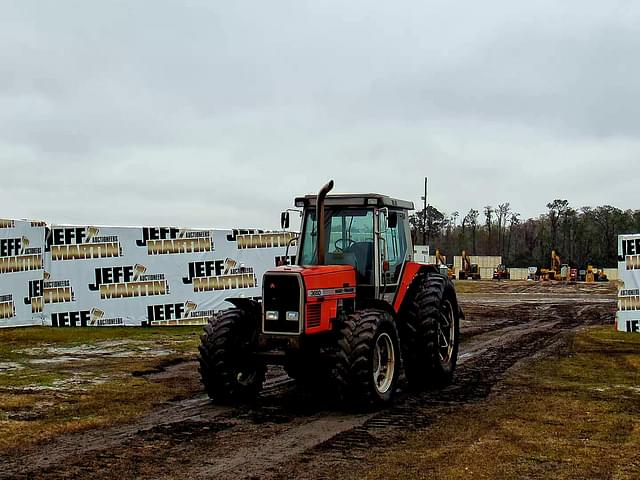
[270,264,356,289]
[262,264,356,335]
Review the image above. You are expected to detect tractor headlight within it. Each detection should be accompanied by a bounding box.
[285,311,299,322]
[265,310,279,321]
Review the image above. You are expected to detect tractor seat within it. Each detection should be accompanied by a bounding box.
[345,241,373,283]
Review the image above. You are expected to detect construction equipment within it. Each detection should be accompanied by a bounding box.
[540,250,563,281]
[433,248,455,279]
[559,264,572,281]
[584,265,609,283]
[458,250,481,280]
[446,264,455,279]
[585,265,596,283]
[551,250,561,272]
[492,264,510,280]
[198,181,462,406]
[570,268,578,282]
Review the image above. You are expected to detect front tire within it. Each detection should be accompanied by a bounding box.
[336,309,400,405]
[198,308,265,403]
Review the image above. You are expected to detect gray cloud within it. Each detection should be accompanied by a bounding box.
[1,0,639,229]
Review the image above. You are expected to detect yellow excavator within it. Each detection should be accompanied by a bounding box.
[458,250,481,280]
[539,250,561,280]
[551,250,561,273]
[435,248,456,280]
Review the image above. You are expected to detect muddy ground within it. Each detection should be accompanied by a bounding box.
[0,281,618,479]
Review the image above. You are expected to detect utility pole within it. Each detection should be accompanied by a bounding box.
[420,177,428,245]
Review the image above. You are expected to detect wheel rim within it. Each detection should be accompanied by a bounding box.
[437,300,456,364]
[373,332,396,394]
[236,368,257,386]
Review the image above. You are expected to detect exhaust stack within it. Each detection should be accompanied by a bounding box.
[316,180,334,265]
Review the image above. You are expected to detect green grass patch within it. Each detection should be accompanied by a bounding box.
[364,327,640,480]
[0,326,204,452]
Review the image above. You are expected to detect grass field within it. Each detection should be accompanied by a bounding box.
[364,327,640,479]
[0,326,202,452]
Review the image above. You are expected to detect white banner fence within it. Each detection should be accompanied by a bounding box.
[617,234,640,333]
[0,220,296,327]
[0,219,46,327]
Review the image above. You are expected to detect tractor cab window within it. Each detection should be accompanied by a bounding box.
[380,210,408,284]
[299,208,375,284]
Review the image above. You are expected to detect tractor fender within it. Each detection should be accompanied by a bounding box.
[225,298,262,324]
[394,264,464,320]
[357,298,397,320]
[392,262,441,313]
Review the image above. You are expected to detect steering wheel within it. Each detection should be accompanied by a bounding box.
[334,238,356,251]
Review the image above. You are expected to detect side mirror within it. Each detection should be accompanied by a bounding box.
[280,211,290,230]
[376,207,389,234]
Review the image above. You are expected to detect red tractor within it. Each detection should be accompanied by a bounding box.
[199,181,463,405]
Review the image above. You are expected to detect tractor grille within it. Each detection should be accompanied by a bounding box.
[306,303,321,329]
[262,273,302,334]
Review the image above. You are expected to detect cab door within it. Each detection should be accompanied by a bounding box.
[377,209,409,302]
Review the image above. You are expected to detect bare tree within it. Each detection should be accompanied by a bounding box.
[497,203,511,257]
[484,206,493,254]
[546,199,569,250]
[506,212,520,262]
[464,209,479,254]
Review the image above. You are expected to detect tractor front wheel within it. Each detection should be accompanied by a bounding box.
[336,309,400,405]
[198,308,265,403]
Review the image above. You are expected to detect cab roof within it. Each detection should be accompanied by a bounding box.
[295,193,414,210]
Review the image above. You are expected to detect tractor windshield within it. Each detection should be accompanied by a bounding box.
[298,208,374,283]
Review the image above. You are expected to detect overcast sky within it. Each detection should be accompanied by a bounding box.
[1,0,639,229]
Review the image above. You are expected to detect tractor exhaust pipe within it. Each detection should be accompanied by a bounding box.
[316,180,334,265]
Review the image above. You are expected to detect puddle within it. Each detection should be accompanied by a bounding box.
[614,384,640,394]
[27,350,176,365]
[590,384,640,395]
[457,352,476,362]
[8,372,119,392]
[19,340,178,365]
[20,340,135,357]
[0,362,24,372]
[29,357,86,365]
[110,349,175,358]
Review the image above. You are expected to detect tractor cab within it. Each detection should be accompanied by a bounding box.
[293,190,414,299]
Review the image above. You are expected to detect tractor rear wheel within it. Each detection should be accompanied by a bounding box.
[335,309,400,405]
[198,308,265,403]
[401,273,459,389]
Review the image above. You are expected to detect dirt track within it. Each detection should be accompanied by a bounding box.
[1,283,616,480]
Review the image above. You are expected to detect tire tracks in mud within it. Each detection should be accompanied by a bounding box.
[272,300,614,480]
[0,370,295,480]
[178,300,614,480]
[0,298,615,480]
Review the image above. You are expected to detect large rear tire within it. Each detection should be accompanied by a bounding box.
[198,308,265,403]
[335,309,400,405]
[400,273,460,389]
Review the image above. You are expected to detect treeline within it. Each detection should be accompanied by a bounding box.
[409,200,640,268]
